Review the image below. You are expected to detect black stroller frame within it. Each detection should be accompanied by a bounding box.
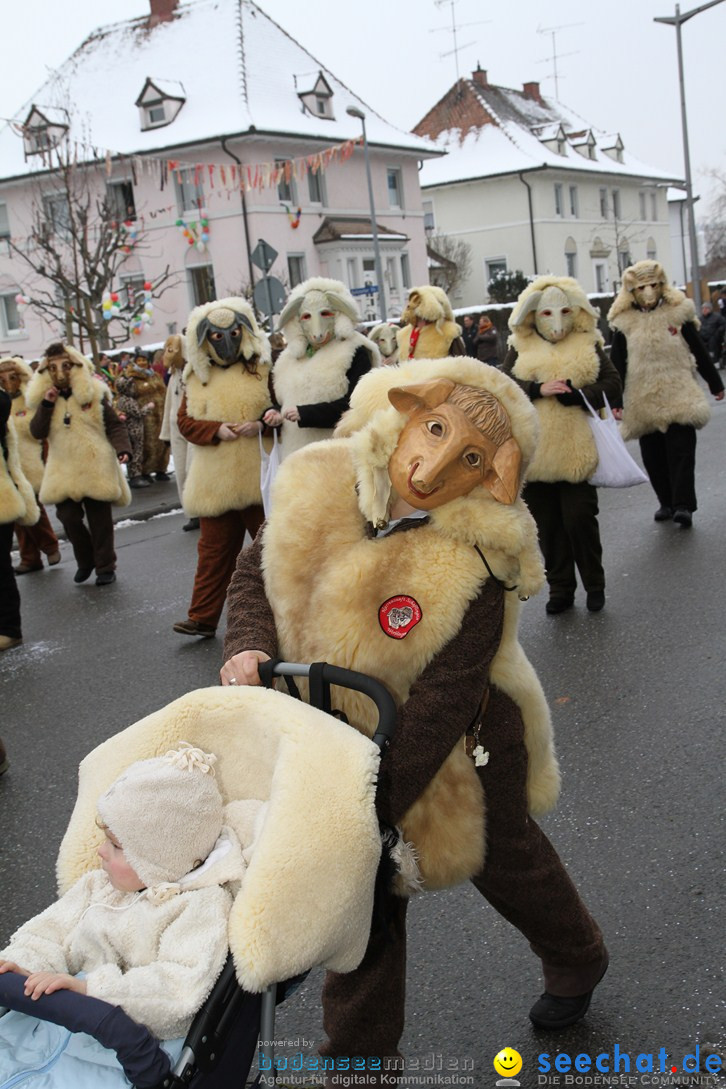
[0,662,396,1089]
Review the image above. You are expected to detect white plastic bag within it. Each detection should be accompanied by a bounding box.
[258,430,281,517]
[580,391,648,488]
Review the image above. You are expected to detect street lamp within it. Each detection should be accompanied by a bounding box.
[346,105,387,321]
[654,0,726,310]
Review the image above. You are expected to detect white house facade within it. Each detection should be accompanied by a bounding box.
[416,68,680,305]
[0,0,437,359]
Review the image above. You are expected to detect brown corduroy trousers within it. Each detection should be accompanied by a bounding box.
[14,503,59,567]
[321,687,606,1065]
[188,506,265,629]
[55,498,116,575]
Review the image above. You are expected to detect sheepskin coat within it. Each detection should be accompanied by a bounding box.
[181,365,271,517]
[0,417,39,527]
[5,362,44,493]
[26,363,131,508]
[0,825,250,1040]
[397,321,462,361]
[256,357,559,892]
[608,289,711,440]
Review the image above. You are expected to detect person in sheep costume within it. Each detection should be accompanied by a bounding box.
[1,388,39,652]
[27,343,131,587]
[0,357,60,573]
[173,297,272,638]
[502,276,622,615]
[608,260,724,527]
[396,284,465,361]
[264,277,379,460]
[221,357,608,1069]
[159,334,198,531]
[368,323,400,366]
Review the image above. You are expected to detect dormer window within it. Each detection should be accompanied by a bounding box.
[568,129,596,161]
[297,71,335,121]
[135,77,186,131]
[22,106,69,159]
[602,134,624,163]
[533,123,567,157]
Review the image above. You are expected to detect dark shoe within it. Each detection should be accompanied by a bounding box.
[545,597,574,615]
[73,567,94,584]
[173,618,216,638]
[95,571,117,586]
[128,476,150,489]
[586,590,605,612]
[182,517,200,532]
[654,505,673,522]
[155,471,171,482]
[0,635,22,652]
[672,508,692,527]
[529,956,608,1031]
[14,562,43,574]
[47,550,61,566]
[141,474,153,482]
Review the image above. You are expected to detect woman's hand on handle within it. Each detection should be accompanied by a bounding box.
[220,650,271,687]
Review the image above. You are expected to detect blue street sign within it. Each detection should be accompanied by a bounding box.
[351,285,378,297]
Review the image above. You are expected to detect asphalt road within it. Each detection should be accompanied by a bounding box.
[1,403,724,1088]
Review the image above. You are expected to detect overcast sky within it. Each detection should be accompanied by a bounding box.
[2,0,725,213]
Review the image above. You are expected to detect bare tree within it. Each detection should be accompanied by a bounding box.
[8,146,176,363]
[427,233,473,296]
[703,169,726,280]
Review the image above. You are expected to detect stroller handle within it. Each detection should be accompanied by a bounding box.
[257,660,397,750]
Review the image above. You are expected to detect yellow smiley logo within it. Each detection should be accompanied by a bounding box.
[493,1048,523,1078]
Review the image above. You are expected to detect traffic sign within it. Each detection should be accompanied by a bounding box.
[253,275,287,317]
[251,239,278,273]
[351,285,378,297]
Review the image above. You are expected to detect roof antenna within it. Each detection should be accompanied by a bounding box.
[536,22,582,100]
[430,0,491,83]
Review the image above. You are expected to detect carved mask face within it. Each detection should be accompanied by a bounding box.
[0,369,21,395]
[387,379,522,510]
[633,281,662,311]
[374,326,398,362]
[534,286,575,343]
[197,307,255,367]
[299,290,336,349]
[46,354,76,390]
[163,336,184,371]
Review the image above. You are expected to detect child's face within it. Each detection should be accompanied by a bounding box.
[97,829,146,892]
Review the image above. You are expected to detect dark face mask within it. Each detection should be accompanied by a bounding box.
[197,312,254,367]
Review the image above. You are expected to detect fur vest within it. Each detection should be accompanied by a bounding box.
[272,332,374,460]
[182,363,271,517]
[397,321,461,361]
[0,418,39,526]
[26,370,130,507]
[9,390,44,493]
[262,437,557,892]
[609,295,711,439]
[509,330,601,482]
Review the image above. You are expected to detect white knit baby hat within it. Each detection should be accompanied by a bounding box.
[96,743,224,888]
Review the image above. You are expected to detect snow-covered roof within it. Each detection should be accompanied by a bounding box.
[0,0,438,182]
[419,76,680,189]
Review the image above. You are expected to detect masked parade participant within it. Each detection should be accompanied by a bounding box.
[27,344,131,586]
[502,276,622,615]
[396,285,465,361]
[221,357,608,1076]
[263,277,379,460]
[159,333,198,531]
[119,354,170,483]
[608,261,724,527]
[369,323,400,367]
[0,357,60,573]
[173,297,272,638]
[1,387,39,656]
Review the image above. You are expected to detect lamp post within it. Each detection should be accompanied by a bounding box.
[654,0,725,311]
[346,106,387,321]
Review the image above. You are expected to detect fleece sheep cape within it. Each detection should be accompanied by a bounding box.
[56,686,381,993]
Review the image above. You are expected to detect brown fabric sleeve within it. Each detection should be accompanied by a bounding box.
[222,529,279,663]
[102,401,131,456]
[375,578,505,827]
[177,394,222,446]
[29,401,54,441]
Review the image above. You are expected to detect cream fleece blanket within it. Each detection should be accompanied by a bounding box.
[56,686,382,992]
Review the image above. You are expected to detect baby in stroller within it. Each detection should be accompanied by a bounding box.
[0,742,262,1085]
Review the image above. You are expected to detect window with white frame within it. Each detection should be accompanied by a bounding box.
[594,261,608,293]
[554,183,563,217]
[0,203,10,256]
[276,160,297,205]
[174,168,205,213]
[400,253,411,290]
[43,193,71,240]
[649,191,657,221]
[107,180,136,222]
[287,254,306,288]
[386,257,399,296]
[346,257,357,289]
[647,237,657,260]
[190,265,217,307]
[569,185,579,218]
[0,292,22,335]
[612,188,622,220]
[486,258,507,287]
[422,200,435,233]
[307,169,326,205]
[599,187,609,219]
[387,168,403,209]
[639,191,647,220]
[565,237,577,278]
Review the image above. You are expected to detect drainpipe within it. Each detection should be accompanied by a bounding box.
[518,172,538,275]
[220,136,256,301]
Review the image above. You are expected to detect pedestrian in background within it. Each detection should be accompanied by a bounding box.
[699,302,725,366]
[460,313,478,355]
[474,315,500,366]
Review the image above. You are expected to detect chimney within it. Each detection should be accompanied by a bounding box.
[522,81,543,104]
[149,0,178,26]
[471,65,489,89]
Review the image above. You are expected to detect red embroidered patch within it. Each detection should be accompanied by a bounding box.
[668,325,678,336]
[379,595,422,639]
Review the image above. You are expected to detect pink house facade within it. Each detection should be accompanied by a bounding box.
[0,0,438,359]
